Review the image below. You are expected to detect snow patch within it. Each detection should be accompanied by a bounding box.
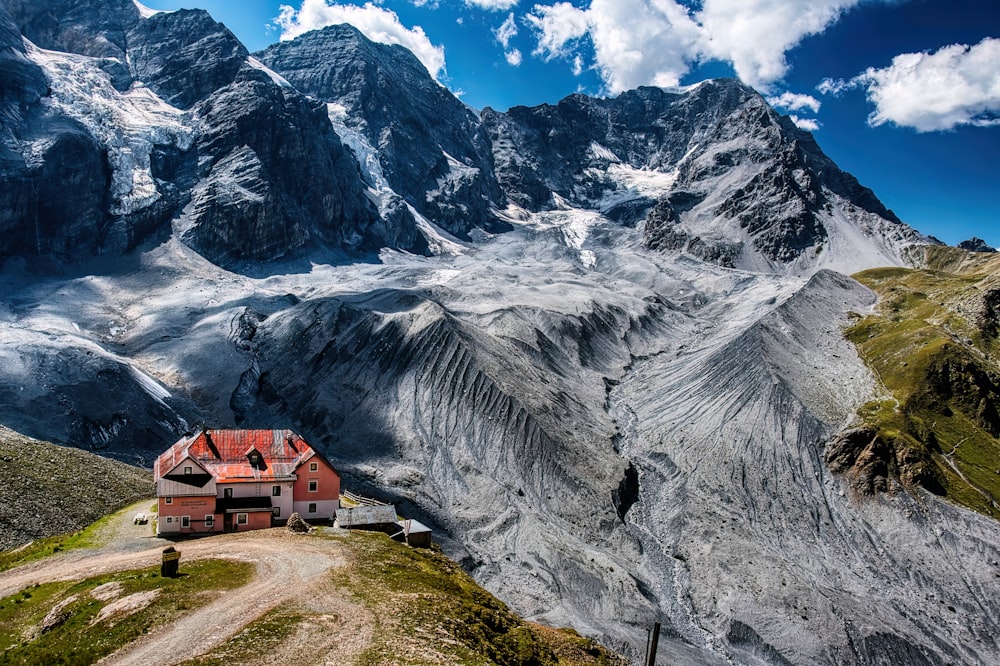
[27,43,194,216]
[605,164,679,198]
[132,0,163,18]
[327,103,386,192]
[407,203,472,257]
[587,142,621,163]
[129,366,172,405]
[246,57,293,89]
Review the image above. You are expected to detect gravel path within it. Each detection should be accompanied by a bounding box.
[0,501,359,665]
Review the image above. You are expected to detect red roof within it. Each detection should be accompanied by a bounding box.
[154,429,328,484]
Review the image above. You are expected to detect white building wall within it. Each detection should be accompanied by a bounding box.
[217,480,295,521]
[293,498,340,522]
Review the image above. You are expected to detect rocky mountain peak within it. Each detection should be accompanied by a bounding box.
[127,8,248,109]
[5,0,141,60]
[257,24,509,242]
[958,236,996,253]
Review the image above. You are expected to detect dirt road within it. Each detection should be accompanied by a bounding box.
[0,501,367,665]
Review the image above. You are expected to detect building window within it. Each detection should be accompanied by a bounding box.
[237,513,248,525]
[308,480,318,492]
[272,485,281,496]
[165,516,173,523]
[224,487,233,498]
[181,516,190,528]
[165,497,172,504]
[308,503,317,514]
[309,461,318,472]
[205,515,214,527]
[184,466,192,475]
[272,507,281,517]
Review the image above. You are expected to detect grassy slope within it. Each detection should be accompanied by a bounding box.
[845,246,1000,518]
[184,530,623,666]
[0,426,152,550]
[0,559,253,665]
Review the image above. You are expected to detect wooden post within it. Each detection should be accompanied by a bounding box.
[161,546,181,577]
[645,621,661,666]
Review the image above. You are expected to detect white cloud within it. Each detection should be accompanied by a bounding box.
[275,1,446,81]
[494,12,518,48]
[816,77,850,96]
[768,91,821,113]
[528,0,701,92]
[697,0,860,90]
[527,0,879,94]
[494,12,522,66]
[465,0,520,10]
[526,2,590,60]
[849,38,1000,132]
[789,115,820,131]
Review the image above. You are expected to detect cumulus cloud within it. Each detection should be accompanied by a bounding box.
[526,2,590,60]
[494,13,523,66]
[275,1,446,80]
[528,0,701,91]
[465,0,520,10]
[768,92,821,113]
[495,12,518,48]
[789,115,820,131]
[816,77,850,96]
[698,0,859,90]
[527,0,876,93]
[839,38,1000,132]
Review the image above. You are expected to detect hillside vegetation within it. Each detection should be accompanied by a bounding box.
[0,426,152,550]
[0,505,623,665]
[835,246,1000,518]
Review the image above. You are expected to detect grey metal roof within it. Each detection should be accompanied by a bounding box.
[335,505,398,527]
[396,518,432,535]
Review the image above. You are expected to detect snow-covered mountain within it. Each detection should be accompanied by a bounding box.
[2,2,997,665]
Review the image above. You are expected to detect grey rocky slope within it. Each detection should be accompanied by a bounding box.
[1,3,998,665]
[0,425,151,550]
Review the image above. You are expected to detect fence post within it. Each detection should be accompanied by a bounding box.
[645,621,661,666]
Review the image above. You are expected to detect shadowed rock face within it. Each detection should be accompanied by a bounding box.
[0,2,380,266]
[5,0,140,60]
[179,66,380,266]
[126,9,248,109]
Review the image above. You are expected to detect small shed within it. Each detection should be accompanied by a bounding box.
[335,505,398,532]
[396,519,432,548]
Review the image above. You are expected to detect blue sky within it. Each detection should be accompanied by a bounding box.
[141,0,999,247]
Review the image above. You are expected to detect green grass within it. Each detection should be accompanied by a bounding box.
[846,262,1000,518]
[175,606,305,666]
[0,559,252,665]
[325,530,621,666]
